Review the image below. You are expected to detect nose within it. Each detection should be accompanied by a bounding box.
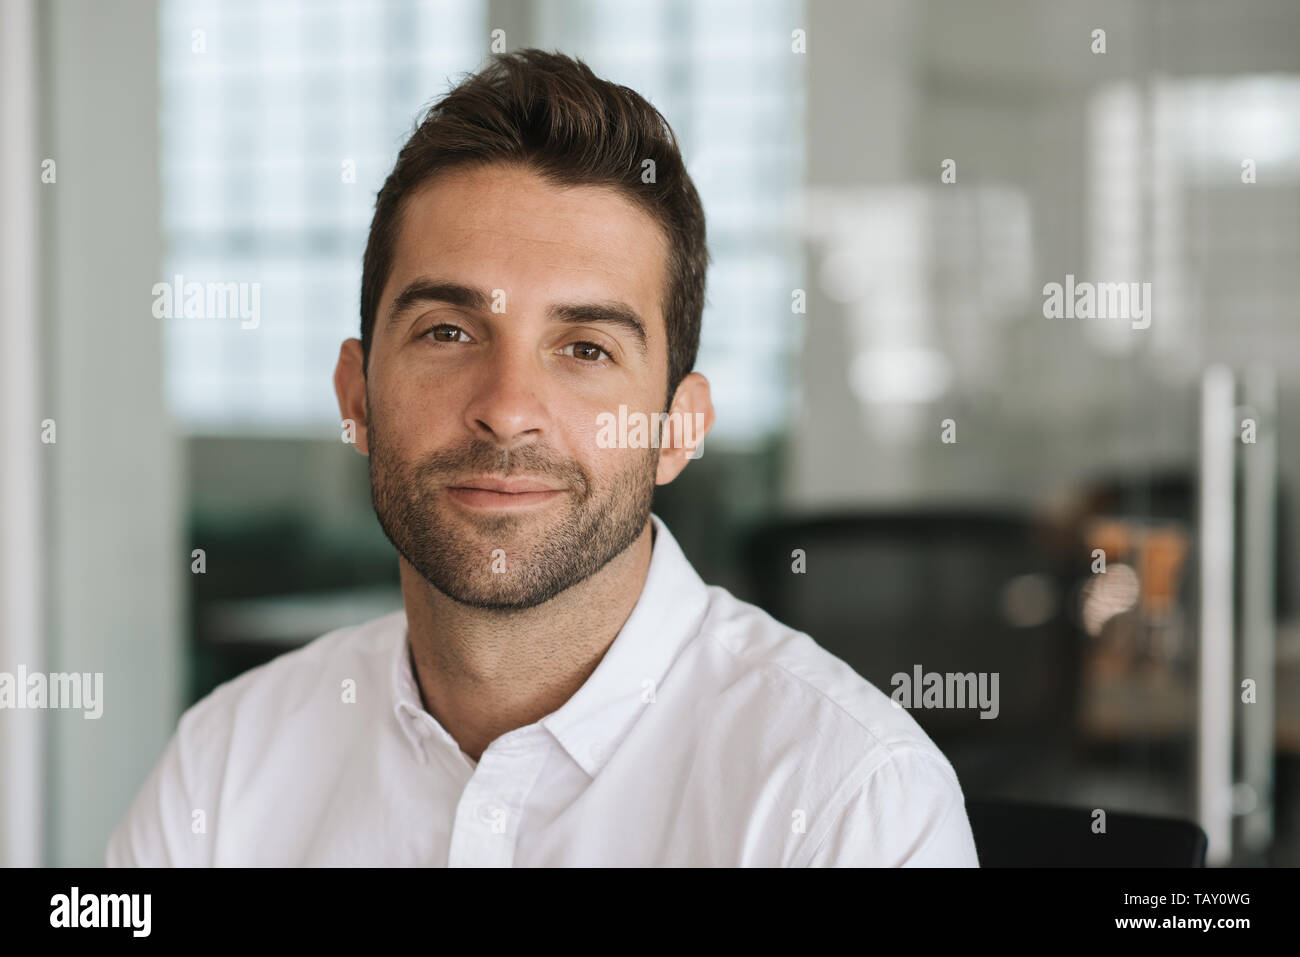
[460,340,551,450]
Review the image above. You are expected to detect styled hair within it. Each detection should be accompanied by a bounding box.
[359,48,709,402]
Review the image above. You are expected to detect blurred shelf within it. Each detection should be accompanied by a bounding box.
[202,585,404,648]
[1078,657,1300,756]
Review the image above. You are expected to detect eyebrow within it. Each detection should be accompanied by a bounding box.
[387,278,648,353]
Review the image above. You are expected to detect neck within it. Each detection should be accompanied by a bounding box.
[403,519,654,762]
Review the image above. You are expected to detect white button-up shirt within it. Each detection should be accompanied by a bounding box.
[107,514,980,866]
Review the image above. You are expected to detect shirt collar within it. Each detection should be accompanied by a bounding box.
[391,617,464,765]
[389,513,712,776]
[541,513,711,776]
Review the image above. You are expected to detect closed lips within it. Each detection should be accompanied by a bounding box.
[449,477,563,493]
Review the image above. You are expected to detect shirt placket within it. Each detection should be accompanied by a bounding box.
[447,731,547,867]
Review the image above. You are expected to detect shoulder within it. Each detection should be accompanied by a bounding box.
[106,610,406,867]
[695,586,957,775]
[178,609,405,742]
[168,609,406,795]
[686,587,976,865]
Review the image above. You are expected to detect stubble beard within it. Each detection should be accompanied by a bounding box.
[367,408,658,611]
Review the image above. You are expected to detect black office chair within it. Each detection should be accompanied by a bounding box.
[739,509,1085,756]
[966,797,1208,867]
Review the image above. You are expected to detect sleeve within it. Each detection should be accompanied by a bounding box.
[804,747,981,867]
[105,722,210,868]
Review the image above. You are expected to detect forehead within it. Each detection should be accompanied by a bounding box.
[386,162,670,330]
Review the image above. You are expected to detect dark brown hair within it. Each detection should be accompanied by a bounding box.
[360,48,709,402]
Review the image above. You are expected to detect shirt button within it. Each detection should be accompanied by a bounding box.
[590,742,607,763]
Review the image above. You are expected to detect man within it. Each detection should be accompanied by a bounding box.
[107,49,979,867]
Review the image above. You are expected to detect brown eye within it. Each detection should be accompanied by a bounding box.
[564,341,611,362]
[425,324,469,343]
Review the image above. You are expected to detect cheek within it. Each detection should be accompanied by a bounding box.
[553,398,657,489]
[562,400,605,455]
[368,379,453,455]
[550,399,609,488]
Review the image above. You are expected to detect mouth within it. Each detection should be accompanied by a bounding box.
[445,476,567,510]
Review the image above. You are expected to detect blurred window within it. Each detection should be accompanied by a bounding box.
[1088,75,1300,362]
[159,0,805,445]
[159,0,488,434]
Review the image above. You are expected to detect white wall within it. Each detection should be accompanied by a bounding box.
[0,0,45,868]
[43,0,183,866]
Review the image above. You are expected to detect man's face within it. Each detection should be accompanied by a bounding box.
[360,162,674,609]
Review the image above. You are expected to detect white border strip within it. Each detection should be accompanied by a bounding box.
[0,0,45,867]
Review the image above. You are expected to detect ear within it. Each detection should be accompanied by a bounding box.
[655,372,714,485]
[333,338,371,456]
